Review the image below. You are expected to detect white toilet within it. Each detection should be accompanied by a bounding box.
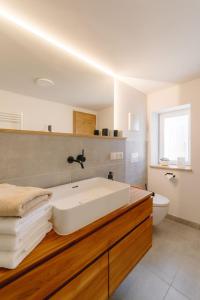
[153,194,170,225]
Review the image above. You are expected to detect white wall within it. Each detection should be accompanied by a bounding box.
[148,77,200,224]
[0,89,97,133]
[114,80,147,185]
[97,106,114,130]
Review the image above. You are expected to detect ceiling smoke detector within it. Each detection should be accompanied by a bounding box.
[35,78,55,87]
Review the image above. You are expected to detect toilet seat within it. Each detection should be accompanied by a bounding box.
[153,194,169,207]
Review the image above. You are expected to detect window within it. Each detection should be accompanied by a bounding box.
[158,106,191,165]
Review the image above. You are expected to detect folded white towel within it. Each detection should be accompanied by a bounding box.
[0,202,52,235]
[0,221,51,251]
[0,222,52,269]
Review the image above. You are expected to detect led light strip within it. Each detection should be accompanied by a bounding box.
[0,7,117,78]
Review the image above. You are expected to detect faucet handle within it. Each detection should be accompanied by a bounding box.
[82,149,86,162]
[77,149,86,162]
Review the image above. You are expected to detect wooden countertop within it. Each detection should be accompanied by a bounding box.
[0,187,152,288]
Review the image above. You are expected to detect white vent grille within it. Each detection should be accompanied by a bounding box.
[0,112,23,129]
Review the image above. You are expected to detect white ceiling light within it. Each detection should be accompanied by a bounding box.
[0,6,116,78]
[35,78,55,87]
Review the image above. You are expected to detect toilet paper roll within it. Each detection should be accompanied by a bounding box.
[166,174,173,180]
[165,173,175,180]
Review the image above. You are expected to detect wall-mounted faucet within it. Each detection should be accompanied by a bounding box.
[67,149,86,169]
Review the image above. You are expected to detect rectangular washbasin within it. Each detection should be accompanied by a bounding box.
[49,177,130,235]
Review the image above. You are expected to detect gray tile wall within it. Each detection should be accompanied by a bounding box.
[0,132,126,188]
[125,136,147,187]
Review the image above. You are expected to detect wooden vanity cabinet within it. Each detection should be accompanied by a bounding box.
[51,203,152,299]
[51,253,109,300]
[109,217,152,295]
[51,217,152,300]
[0,189,152,300]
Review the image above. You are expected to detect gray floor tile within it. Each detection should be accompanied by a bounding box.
[111,265,169,300]
[140,244,181,284]
[164,287,189,300]
[172,256,200,300]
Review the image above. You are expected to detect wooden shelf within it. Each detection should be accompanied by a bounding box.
[0,128,126,140]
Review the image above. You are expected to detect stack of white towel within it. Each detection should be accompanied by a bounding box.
[0,184,52,269]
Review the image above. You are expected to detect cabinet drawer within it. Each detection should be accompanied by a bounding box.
[0,198,151,299]
[50,253,108,300]
[109,217,152,295]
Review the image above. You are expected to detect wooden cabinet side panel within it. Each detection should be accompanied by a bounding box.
[109,217,152,296]
[50,253,108,300]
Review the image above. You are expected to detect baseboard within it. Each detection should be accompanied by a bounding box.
[167,214,200,230]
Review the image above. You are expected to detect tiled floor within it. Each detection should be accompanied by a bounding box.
[111,219,200,300]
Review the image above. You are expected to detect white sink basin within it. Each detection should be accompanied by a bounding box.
[49,177,130,235]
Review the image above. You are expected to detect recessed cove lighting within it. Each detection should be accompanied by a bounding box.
[35,78,55,87]
[0,7,117,78]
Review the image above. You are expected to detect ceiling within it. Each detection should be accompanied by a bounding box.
[1,0,200,98]
[0,4,114,110]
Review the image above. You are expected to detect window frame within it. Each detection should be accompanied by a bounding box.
[158,107,191,165]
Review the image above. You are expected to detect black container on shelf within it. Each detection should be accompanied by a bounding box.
[94,129,100,136]
[102,128,109,136]
[113,130,118,137]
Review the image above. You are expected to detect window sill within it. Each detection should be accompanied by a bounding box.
[150,164,192,172]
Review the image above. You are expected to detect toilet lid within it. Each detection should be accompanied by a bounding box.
[153,194,170,207]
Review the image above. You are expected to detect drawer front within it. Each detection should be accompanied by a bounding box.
[0,198,152,299]
[109,217,152,296]
[50,253,108,300]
